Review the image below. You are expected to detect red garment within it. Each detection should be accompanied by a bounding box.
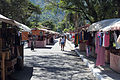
[104,32,110,47]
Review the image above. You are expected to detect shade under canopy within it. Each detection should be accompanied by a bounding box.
[88,18,120,32]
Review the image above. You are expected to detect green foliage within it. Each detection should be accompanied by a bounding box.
[64,28,69,32]
[0,0,41,26]
[41,20,56,31]
[47,0,120,23]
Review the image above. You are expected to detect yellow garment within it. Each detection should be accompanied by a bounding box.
[113,43,116,47]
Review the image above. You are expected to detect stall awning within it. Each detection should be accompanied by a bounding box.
[0,14,31,32]
[0,14,16,26]
[88,18,120,32]
[100,19,120,31]
[39,28,59,34]
[14,21,31,32]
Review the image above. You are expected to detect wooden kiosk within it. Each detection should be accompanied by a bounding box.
[0,14,29,80]
[28,28,46,48]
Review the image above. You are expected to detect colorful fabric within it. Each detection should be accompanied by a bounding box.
[80,32,82,41]
[104,32,110,47]
[95,32,105,66]
[98,32,102,46]
[78,33,80,44]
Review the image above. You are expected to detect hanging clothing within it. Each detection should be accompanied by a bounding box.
[74,33,78,47]
[78,33,80,44]
[102,33,105,47]
[114,32,120,49]
[82,31,84,41]
[104,32,110,47]
[95,33,99,54]
[84,31,88,40]
[80,32,82,41]
[86,45,91,56]
[95,32,105,66]
[117,35,120,44]
[98,32,103,46]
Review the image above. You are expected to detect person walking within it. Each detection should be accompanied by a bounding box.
[59,36,65,51]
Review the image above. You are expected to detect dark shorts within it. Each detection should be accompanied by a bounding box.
[61,42,64,45]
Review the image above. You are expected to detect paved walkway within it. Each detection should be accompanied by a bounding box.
[10,39,95,80]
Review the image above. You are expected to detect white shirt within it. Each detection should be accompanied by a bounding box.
[61,38,65,43]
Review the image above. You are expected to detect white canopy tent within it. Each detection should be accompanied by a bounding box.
[88,18,120,32]
[100,19,120,31]
[0,14,31,32]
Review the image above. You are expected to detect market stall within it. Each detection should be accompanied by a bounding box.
[88,18,120,73]
[40,29,51,45]
[47,30,56,45]
[74,24,93,54]
[99,19,120,73]
[28,28,46,48]
[0,14,30,80]
[21,31,29,41]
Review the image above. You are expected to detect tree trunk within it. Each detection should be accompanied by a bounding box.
[74,12,78,30]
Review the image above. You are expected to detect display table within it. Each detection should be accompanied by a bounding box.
[110,53,120,73]
[28,40,46,48]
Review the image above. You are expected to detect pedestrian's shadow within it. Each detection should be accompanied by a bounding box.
[9,66,33,80]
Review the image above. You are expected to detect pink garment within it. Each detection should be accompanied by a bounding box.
[104,32,110,47]
[95,33,99,54]
[95,32,105,66]
[86,45,89,56]
[86,47,89,56]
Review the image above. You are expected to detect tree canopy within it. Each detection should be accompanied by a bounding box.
[41,20,56,31]
[0,0,41,25]
[46,0,120,23]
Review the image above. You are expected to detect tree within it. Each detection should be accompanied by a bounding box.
[46,0,119,24]
[41,20,56,31]
[0,0,41,25]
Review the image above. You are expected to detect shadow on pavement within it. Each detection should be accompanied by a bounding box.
[23,49,96,80]
[25,47,52,49]
[9,66,33,80]
[63,51,79,57]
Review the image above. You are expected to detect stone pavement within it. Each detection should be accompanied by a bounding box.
[67,40,120,80]
[10,39,95,80]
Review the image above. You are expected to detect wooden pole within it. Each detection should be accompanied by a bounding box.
[1,52,6,80]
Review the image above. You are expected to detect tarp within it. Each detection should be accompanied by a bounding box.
[14,21,31,32]
[88,18,120,32]
[0,14,31,32]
